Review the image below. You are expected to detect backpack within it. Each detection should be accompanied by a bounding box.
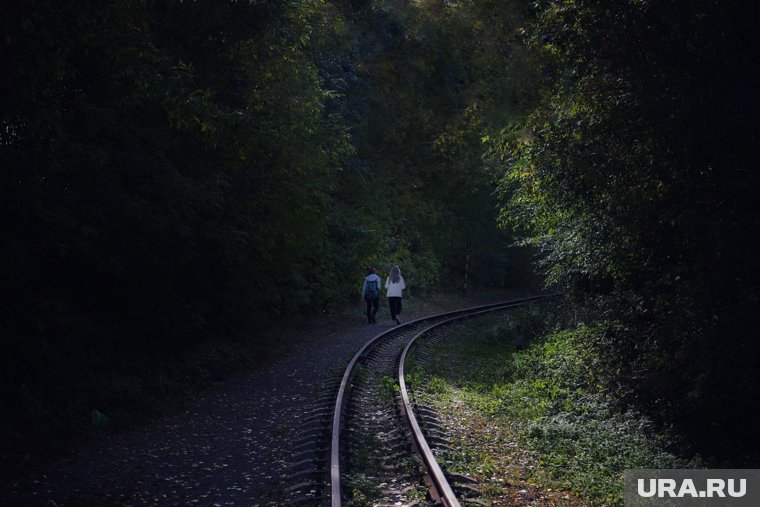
[364,279,379,300]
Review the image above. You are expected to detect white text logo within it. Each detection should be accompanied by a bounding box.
[637,478,747,499]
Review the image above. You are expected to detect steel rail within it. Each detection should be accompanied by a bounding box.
[329,294,557,506]
[398,303,533,506]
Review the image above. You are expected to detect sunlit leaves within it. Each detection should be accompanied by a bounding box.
[494,0,760,459]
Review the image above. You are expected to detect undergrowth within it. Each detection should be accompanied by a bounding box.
[424,302,698,505]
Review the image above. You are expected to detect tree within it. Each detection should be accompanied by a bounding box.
[497,0,760,461]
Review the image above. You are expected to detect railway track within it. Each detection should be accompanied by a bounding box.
[279,295,555,506]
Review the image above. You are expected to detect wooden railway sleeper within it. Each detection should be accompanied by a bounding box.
[285,468,326,482]
[285,480,324,493]
[452,483,483,497]
[296,427,326,440]
[301,409,332,421]
[420,421,446,433]
[422,428,449,440]
[288,457,327,473]
[448,473,478,485]
[290,448,329,462]
[294,437,327,451]
[423,434,452,447]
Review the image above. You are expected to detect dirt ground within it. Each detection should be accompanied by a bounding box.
[2,290,525,506]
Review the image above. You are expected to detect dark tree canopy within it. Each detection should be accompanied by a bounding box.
[1,0,531,444]
[2,0,758,467]
[496,0,760,461]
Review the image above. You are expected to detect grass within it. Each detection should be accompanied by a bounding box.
[416,304,697,506]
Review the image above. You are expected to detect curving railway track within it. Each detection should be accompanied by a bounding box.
[280,295,556,506]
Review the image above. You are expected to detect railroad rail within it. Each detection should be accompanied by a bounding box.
[329,294,557,506]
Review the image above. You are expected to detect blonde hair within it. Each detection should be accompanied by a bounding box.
[389,265,401,283]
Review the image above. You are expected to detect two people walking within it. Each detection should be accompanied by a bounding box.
[361,265,406,325]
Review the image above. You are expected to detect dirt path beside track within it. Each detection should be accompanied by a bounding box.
[2,291,523,506]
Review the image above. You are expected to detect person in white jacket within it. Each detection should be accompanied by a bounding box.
[385,265,406,325]
[361,267,382,323]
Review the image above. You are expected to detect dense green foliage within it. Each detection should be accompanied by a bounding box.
[3,0,757,473]
[422,310,691,506]
[1,1,532,445]
[495,0,760,462]
[2,0,345,440]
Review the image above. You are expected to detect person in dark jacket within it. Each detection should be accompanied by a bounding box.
[361,267,382,323]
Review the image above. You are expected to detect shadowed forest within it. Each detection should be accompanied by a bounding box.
[2,0,759,476]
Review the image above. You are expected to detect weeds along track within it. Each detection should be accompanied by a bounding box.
[279,296,554,506]
[342,321,435,506]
